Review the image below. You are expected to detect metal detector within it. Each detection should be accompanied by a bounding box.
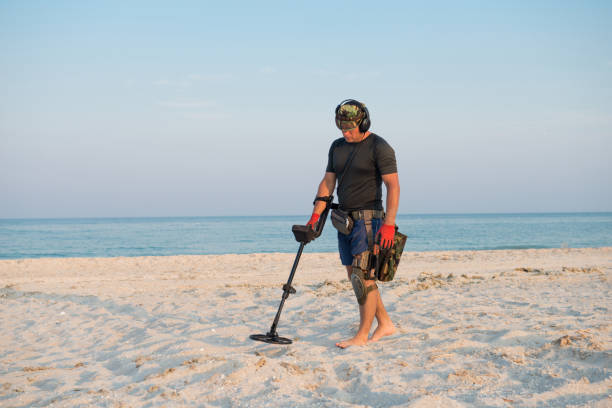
[250,196,334,345]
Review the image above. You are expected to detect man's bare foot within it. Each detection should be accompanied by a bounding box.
[368,323,396,343]
[335,335,368,349]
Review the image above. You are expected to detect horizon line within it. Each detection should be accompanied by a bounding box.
[1,210,611,221]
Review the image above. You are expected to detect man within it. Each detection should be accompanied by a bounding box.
[306,99,400,348]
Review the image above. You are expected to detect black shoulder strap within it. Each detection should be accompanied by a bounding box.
[337,141,363,190]
[372,134,382,202]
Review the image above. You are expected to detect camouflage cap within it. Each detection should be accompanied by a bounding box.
[335,102,365,130]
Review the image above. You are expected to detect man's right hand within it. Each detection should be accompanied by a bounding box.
[306,213,320,230]
[377,224,396,249]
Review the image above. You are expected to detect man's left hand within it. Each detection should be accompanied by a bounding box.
[378,224,395,249]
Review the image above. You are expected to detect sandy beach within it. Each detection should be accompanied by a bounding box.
[1,247,610,407]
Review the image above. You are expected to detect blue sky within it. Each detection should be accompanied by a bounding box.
[1,1,611,217]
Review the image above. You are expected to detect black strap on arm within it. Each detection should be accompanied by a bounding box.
[313,195,333,205]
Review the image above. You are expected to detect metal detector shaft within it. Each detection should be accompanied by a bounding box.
[250,195,334,344]
[267,241,305,336]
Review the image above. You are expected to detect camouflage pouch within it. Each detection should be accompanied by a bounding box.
[375,227,407,282]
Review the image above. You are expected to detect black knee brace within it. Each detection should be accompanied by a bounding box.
[350,251,377,305]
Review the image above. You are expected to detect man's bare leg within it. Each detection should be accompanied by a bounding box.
[336,266,378,348]
[369,283,396,343]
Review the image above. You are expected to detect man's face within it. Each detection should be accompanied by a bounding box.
[341,126,362,143]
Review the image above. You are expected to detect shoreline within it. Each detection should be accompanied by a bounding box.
[2,244,612,261]
[1,247,610,406]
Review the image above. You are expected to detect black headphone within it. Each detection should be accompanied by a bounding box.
[335,99,371,133]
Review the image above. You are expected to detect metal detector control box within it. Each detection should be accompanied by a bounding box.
[291,224,316,244]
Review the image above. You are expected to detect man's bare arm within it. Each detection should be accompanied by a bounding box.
[312,172,337,215]
[382,172,400,226]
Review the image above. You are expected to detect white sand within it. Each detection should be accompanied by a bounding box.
[1,247,611,407]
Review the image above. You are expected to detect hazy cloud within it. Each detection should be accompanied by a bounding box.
[311,68,335,77]
[152,73,234,89]
[187,73,234,81]
[259,66,278,74]
[309,69,381,80]
[345,71,381,81]
[181,112,231,120]
[157,99,218,109]
[156,99,229,120]
[153,79,172,86]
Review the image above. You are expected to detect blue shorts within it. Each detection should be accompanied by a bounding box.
[338,218,383,266]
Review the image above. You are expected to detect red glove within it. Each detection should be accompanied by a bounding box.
[378,224,395,249]
[306,213,320,230]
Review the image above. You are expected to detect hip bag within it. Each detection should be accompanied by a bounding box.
[331,208,353,235]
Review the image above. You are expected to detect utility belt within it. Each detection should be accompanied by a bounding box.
[350,209,385,221]
[330,208,384,236]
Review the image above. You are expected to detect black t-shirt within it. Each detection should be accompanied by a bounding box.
[326,133,397,212]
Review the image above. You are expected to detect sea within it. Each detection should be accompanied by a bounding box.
[0,213,611,260]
